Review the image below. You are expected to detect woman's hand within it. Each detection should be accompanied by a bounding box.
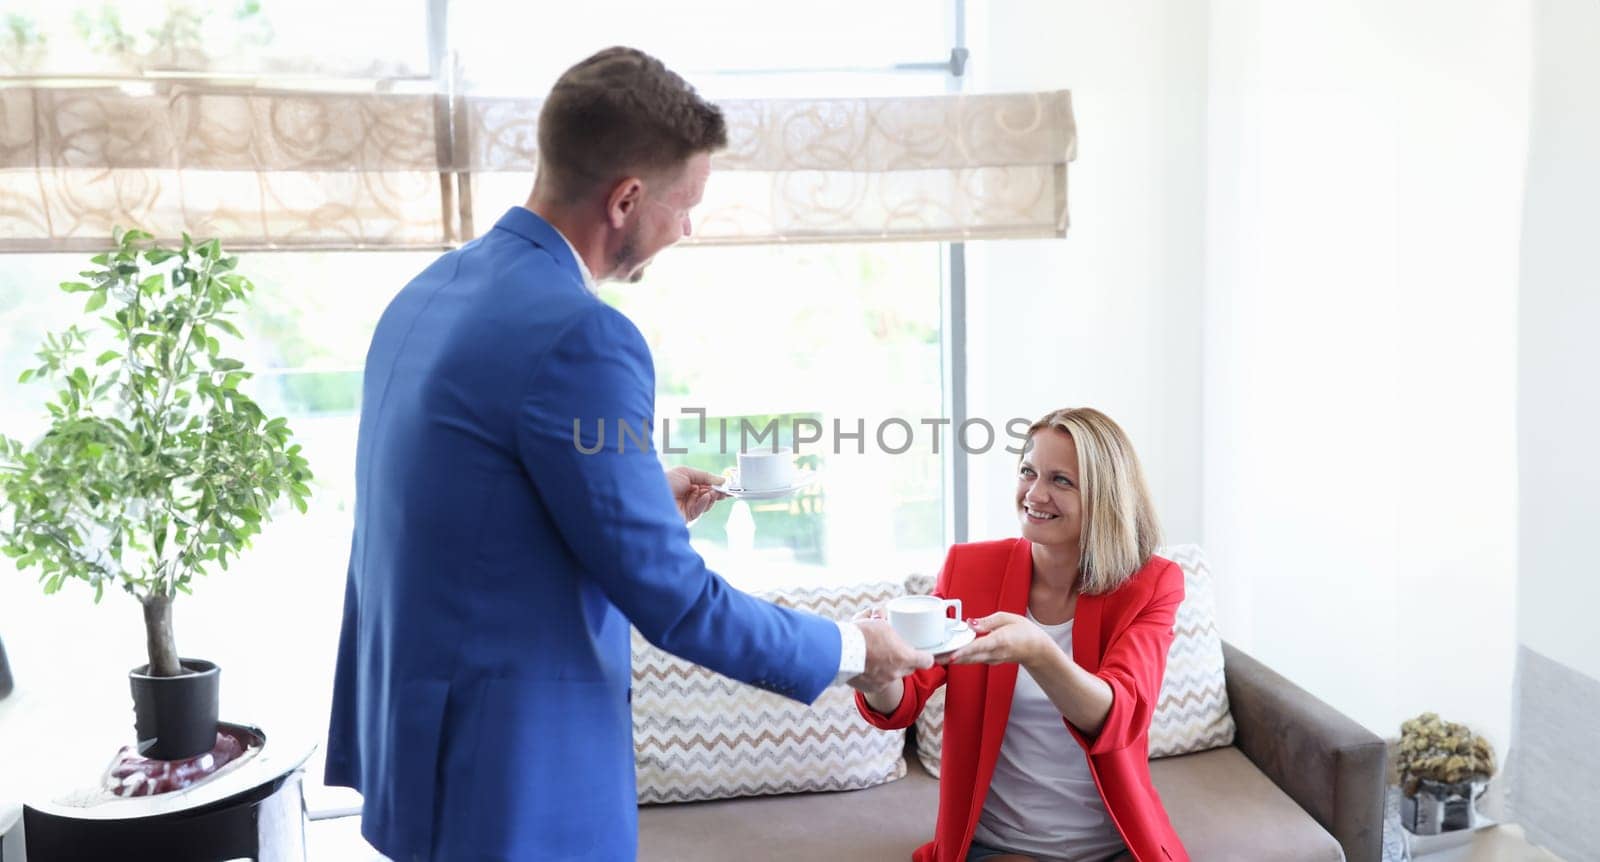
[944,612,1058,670]
[950,612,1115,736]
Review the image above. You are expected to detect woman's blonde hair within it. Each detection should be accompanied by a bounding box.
[1023,407,1161,595]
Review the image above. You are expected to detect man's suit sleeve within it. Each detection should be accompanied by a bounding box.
[515,304,841,703]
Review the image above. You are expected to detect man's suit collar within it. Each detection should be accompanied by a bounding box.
[492,206,594,292]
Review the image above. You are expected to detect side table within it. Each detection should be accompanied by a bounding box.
[15,724,312,862]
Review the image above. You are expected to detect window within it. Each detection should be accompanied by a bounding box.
[1,0,428,78]
[0,0,965,812]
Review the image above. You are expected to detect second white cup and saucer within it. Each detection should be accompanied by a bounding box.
[719,449,818,500]
[887,595,976,656]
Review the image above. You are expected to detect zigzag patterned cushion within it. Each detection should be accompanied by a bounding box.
[632,581,908,803]
[905,573,946,777]
[905,545,1235,777]
[1147,544,1236,757]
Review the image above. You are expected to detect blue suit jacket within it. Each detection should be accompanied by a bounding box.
[325,207,842,861]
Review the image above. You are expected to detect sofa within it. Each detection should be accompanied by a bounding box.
[637,640,1385,861]
[631,548,1387,862]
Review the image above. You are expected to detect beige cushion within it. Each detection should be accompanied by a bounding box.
[913,686,947,779]
[905,546,1235,776]
[904,573,946,778]
[1151,746,1344,861]
[1148,544,1235,757]
[632,581,907,803]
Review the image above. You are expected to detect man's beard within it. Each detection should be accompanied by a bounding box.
[613,223,648,283]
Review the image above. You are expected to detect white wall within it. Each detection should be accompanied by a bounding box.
[964,0,1209,549]
[1517,0,1600,685]
[1511,9,1600,847]
[1203,0,1529,752]
[970,0,1528,752]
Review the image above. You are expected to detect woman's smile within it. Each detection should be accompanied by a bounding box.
[1023,506,1060,523]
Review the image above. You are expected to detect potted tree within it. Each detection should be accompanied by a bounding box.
[0,228,312,761]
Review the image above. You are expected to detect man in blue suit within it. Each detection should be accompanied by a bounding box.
[325,47,933,861]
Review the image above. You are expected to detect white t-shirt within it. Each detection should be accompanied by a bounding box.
[971,612,1127,862]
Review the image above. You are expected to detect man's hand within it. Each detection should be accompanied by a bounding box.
[943,612,1056,669]
[665,466,727,524]
[848,619,935,693]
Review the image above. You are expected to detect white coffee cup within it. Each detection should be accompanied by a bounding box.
[735,449,794,491]
[887,594,963,650]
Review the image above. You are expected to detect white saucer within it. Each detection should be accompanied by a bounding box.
[717,470,818,501]
[920,621,976,656]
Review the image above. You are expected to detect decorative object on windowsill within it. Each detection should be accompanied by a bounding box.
[0,228,313,763]
[1395,712,1496,836]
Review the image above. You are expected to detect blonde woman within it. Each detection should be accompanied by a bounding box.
[858,408,1189,862]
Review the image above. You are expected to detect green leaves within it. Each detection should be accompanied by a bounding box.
[0,226,315,613]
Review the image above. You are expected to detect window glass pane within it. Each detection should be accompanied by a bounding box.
[601,242,946,592]
[451,0,950,97]
[1,0,429,78]
[0,256,83,440]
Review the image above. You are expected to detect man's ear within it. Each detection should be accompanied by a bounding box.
[606,177,645,229]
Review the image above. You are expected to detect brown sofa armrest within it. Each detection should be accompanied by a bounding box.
[1222,641,1387,862]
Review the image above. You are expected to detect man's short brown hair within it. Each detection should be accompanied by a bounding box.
[537,47,727,202]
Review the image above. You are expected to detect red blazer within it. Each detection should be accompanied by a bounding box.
[858,538,1190,862]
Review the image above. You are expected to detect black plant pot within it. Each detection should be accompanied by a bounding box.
[0,634,13,700]
[129,658,220,761]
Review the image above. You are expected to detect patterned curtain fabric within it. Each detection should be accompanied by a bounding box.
[0,83,1075,250]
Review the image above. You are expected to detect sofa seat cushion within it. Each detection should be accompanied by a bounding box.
[638,753,939,861]
[640,746,1344,861]
[1152,746,1344,861]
